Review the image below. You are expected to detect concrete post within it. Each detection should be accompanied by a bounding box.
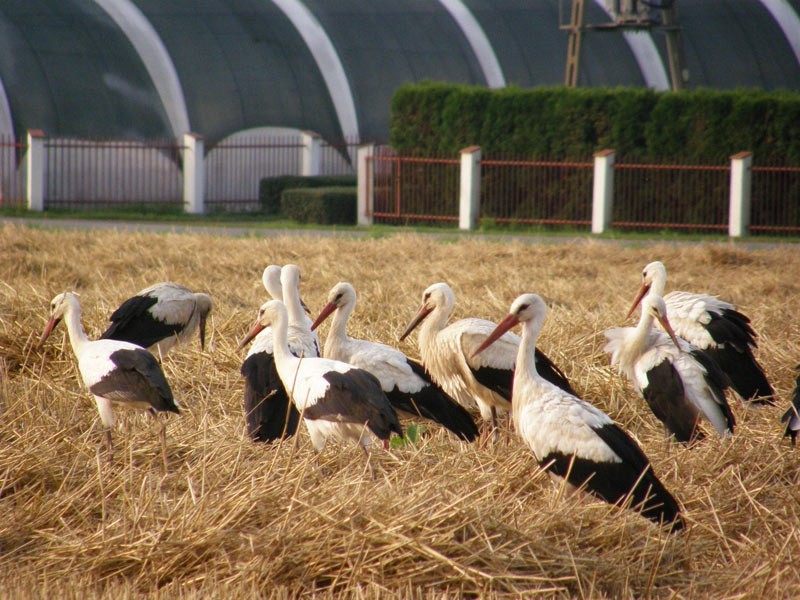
[183,133,204,215]
[26,130,45,211]
[592,149,615,234]
[459,146,481,230]
[301,131,322,176]
[729,151,752,238]
[357,143,375,226]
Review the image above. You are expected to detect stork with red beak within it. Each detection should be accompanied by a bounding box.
[474,293,684,531]
[239,300,402,466]
[312,282,479,442]
[605,294,735,442]
[399,282,575,436]
[40,292,179,466]
[100,282,212,358]
[627,261,774,405]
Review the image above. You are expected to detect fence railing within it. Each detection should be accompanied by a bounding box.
[0,134,27,207]
[750,164,800,235]
[481,155,593,228]
[612,160,730,232]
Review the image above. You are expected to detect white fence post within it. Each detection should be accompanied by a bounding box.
[592,149,615,234]
[459,146,481,231]
[26,130,45,211]
[301,131,322,176]
[729,151,752,238]
[183,133,205,215]
[357,143,375,226]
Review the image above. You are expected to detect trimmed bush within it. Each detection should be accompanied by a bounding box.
[259,175,356,214]
[391,83,800,163]
[281,187,357,225]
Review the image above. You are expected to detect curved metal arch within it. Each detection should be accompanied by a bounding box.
[758,0,800,66]
[92,0,190,138]
[436,0,506,88]
[0,75,13,138]
[269,0,360,141]
[592,0,670,91]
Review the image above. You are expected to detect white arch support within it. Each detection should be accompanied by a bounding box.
[758,0,800,67]
[0,75,13,138]
[270,0,360,141]
[92,0,190,138]
[592,0,670,91]
[437,0,506,88]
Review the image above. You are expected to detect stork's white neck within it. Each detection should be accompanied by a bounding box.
[62,297,91,355]
[270,307,301,382]
[325,301,353,356]
[649,269,667,297]
[417,304,451,359]
[282,279,307,328]
[512,317,544,422]
[618,308,656,373]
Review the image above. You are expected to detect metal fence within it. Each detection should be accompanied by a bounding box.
[0,134,26,207]
[44,137,184,210]
[371,147,461,225]
[611,160,730,232]
[750,163,800,236]
[480,154,593,228]
[204,134,360,213]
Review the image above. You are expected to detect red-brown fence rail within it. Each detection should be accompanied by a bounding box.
[612,160,730,232]
[480,155,593,228]
[44,137,184,210]
[370,148,460,225]
[0,134,26,207]
[750,163,800,236]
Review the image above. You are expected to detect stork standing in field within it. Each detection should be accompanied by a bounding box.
[782,366,800,444]
[399,282,575,437]
[100,282,213,358]
[239,300,402,470]
[474,294,684,531]
[605,294,735,443]
[311,282,479,442]
[241,265,301,442]
[627,261,774,404]
[39,292,179,466]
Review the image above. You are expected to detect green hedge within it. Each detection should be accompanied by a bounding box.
[280,187,357,225]
[390,83,800,163]
[258,175,356,214]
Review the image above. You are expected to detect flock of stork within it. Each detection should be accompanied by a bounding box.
[38,261,800,534]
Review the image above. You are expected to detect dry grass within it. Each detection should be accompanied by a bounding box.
[1,223,799,598]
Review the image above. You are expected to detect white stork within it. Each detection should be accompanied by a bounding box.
[311,282,479,442]
[628,261,774,404]
[782,366,800,444]
[39,292,179,466]
[100,282,213,358]
[240,265,301,442]
[399,282,575,435]
[239,300,402,463]
[605,294,735,443]
[474,294,684,531]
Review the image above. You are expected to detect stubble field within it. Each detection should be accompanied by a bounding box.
[0,223,799,598]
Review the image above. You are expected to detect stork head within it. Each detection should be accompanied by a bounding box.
[195,293,213,350]
[311,282,356,331]
[473,294,546,357]
[641,293,682,350]
[399,282,455,342]
[39,292,77,348]
[626,261,668,319]
[238,300,286,350]
[262,265,283,301]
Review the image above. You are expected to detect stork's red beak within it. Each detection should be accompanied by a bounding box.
[38,315,61,349]
[238,319,266,351]
[311,301,337,331]
[625,282,651,320]
[656,313,683,352]
[399,304,433,342]
[199,313,208,351]
[472,313,520,358]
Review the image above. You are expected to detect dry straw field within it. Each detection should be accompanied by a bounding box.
[1,223,799,598]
